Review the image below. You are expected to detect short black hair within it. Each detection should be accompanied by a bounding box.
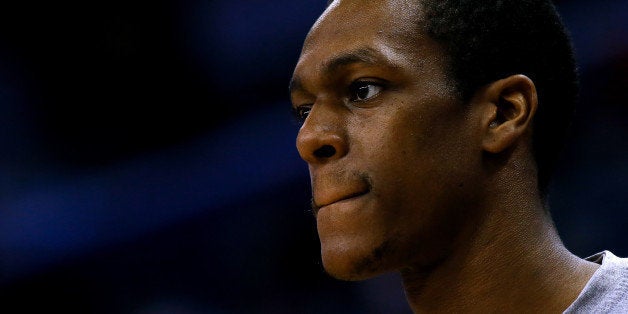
[420,0,579,197]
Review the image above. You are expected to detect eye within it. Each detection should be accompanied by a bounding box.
[292,105,312,123]
[349,81,383,102]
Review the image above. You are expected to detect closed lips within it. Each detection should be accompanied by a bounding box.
[316,189,369,208]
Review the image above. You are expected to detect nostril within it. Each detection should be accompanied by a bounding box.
[314,145,336,158]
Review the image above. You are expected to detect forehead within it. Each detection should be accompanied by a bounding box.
[303,0,423,52]
[291,0,439,85]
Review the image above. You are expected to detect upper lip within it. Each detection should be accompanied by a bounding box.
[311,170,372,211]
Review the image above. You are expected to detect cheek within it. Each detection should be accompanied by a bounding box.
[352,105,437,175]
[350,102,479,262]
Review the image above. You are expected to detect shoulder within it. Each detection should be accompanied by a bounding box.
[564,250,628,313]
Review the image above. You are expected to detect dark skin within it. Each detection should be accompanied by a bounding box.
[290,0,600,312]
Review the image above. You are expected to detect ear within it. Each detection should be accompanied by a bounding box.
[478,74,538,154]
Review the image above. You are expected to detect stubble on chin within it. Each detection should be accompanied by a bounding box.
[310,197,319,218]
[325,239,395,281]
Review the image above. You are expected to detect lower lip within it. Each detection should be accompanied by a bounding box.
[318,192,368,212]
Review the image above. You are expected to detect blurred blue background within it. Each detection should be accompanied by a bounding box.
[0,0,626,313]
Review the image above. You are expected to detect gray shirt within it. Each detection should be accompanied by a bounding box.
[564,250,628,313]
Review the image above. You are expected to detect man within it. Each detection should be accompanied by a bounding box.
[289,0,628,312]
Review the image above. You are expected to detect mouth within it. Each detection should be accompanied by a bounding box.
[311,171,373,215]
[313,189,370,214]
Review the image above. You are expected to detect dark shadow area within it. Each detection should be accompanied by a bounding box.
[0,0,625,313]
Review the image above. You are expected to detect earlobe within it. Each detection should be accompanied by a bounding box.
[481,75,538,154]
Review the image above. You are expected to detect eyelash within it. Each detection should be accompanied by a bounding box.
[292,106,312,124]
[348,80,384,102]
[291,80,386,124]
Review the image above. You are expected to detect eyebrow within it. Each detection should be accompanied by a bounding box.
[289,47,382,95]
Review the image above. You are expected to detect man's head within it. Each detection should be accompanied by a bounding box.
[289,0,577,280]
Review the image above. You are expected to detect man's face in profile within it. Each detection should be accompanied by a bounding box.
[290,0,484,280]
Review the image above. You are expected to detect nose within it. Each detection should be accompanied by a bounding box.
[296,105,348,165]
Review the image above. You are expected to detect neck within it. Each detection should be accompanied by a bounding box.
[400,165,599,313]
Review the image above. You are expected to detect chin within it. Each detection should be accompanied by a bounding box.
[320,239,393,281]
